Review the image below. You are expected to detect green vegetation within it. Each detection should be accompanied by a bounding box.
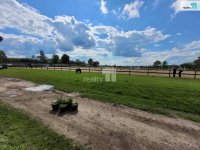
[53,98,73,106]
[52,97,77,112]
[0,69,200,122]
[0,103,83,150]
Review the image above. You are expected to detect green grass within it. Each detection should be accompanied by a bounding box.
[1,68,200,122]
[0,102,83,150]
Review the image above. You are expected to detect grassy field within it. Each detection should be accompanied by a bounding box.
[0,103,83,150]
[0,68,200,122]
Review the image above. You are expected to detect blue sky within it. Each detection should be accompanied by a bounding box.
[0,0,200,65]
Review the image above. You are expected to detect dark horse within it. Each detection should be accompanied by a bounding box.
[76,68,81,74]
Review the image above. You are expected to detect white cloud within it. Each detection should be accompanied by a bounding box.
[0,0,96,54]
[0,0,177,66]
[69,47,112,59]
[112,27,170,57]
[0,0,53,37]
[121,0,144,20]
[176,32,182,36]
[108,40,200,66]
[171,0,180,13]
[153,0,159,9]
[91,26,170,57]
[0,32,56,57]
[56,47,112,63]
[112,9,117,15]
[185,40,200,50]
[100,0,108,14]
[53,16,96,50]
[142,40,200,65]
[170,0,181,18]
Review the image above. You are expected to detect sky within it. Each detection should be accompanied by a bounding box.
[0,0,200,66]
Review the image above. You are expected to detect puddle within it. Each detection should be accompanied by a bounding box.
[24,85,54,92]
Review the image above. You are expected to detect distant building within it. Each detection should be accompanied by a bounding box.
[93,61,100,67]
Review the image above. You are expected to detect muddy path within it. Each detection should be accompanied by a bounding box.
[0,77,200,150]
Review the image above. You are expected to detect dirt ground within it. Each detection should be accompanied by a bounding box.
[0,77,200,150]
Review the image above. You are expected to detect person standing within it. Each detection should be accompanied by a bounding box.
[172,67,177,78]
[178,67,183,78]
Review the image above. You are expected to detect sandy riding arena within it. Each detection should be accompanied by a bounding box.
[0,77,200,150]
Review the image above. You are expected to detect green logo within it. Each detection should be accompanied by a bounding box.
[191,2,198,9]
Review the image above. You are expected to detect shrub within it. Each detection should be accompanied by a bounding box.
[71,102,78,111]
[66,98,73,110]
[66,98,73,105]
[52,102,60,111]
[52,98,66,111]
[51,97,78,112]
[56,98,67,105]
[59,104,67,112]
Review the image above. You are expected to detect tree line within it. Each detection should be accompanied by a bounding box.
[0,49,99,67]
[152,57,200,70]
[1,49,200,69]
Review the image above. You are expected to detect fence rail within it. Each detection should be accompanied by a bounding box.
[10,65,200,79]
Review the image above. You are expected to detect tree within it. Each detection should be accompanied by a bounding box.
[31,55,35,59]
[52,54,59,64]
[194,56,200,69]
[61,54,70,64]
[181,63,194,70]
[76,59,81,66]
[153,60,161,68]
[0,36,3,43]
[162,60,168,69]
[88,58,93,66]
[37,50,47,63]
[0,50,7,63]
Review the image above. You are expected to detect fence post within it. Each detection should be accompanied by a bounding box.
[147,69,150,76]
[61,66,62,71]
[89,67,90,73]
[169,70,171,77]
[54,65,55,70]
[194,70,197,79]
[129,68,131,75]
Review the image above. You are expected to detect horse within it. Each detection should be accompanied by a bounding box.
[76,68,81,74]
